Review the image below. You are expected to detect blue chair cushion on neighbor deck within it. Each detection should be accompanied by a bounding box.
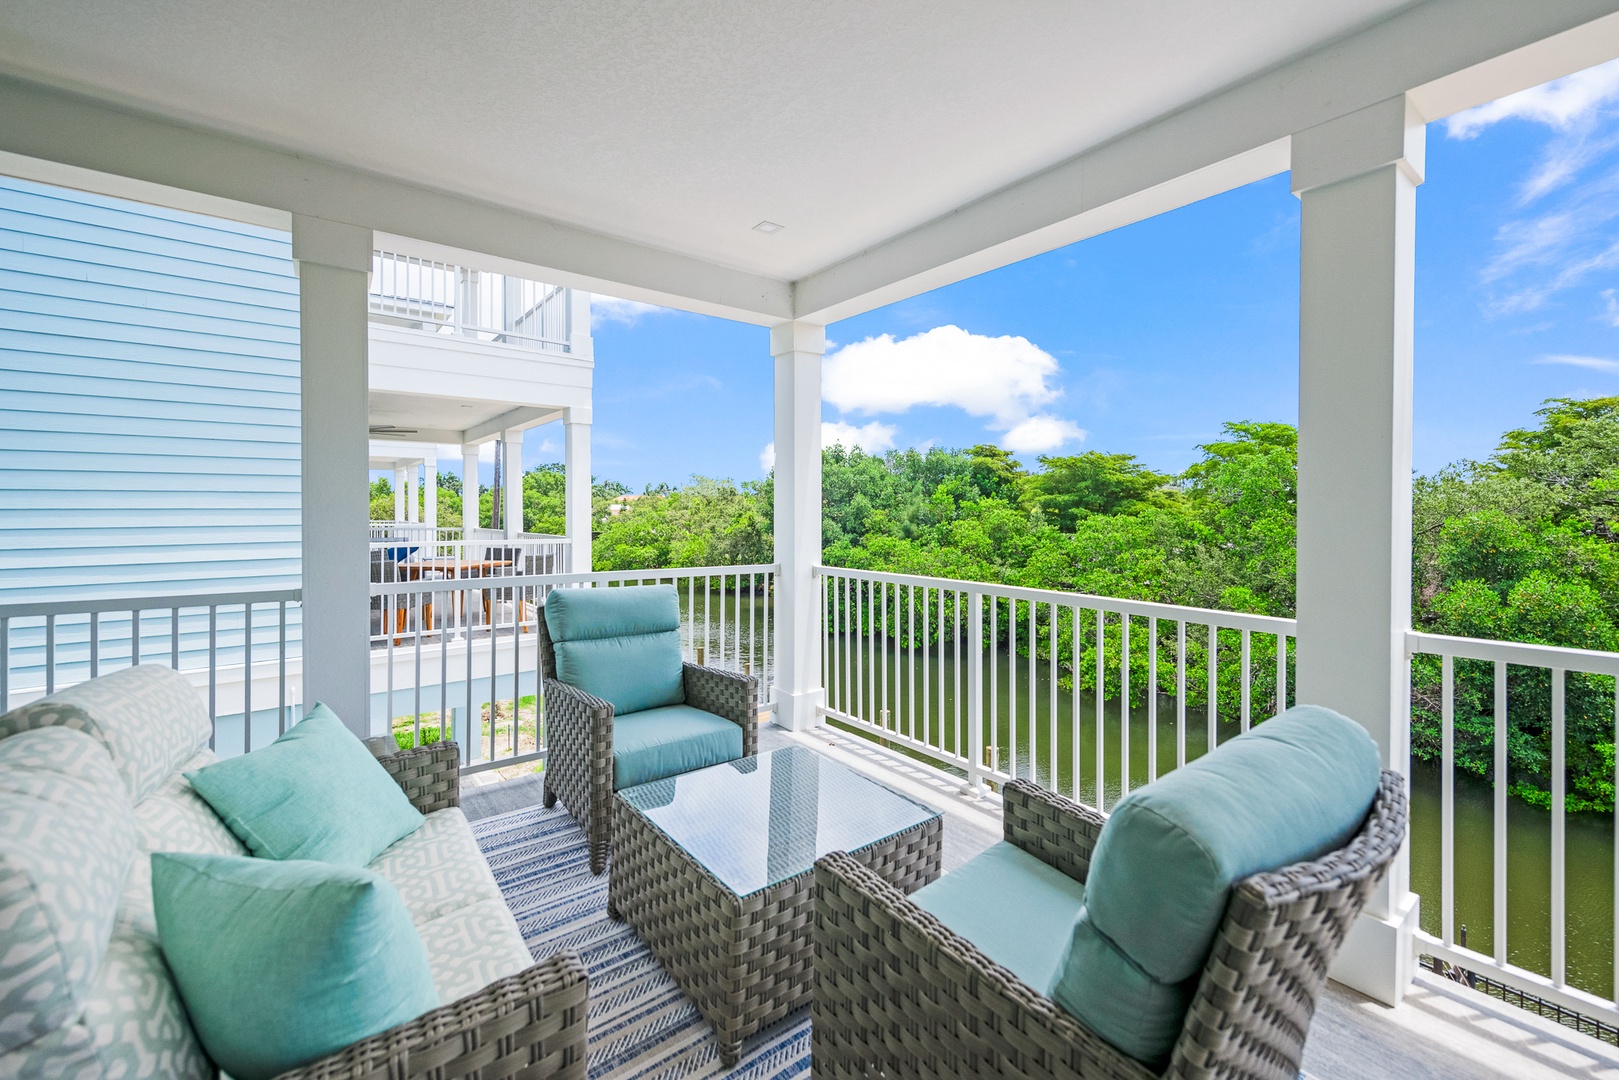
[910,841,1087,994]
[546,585,686,716]
[1050,704,1381,1066]
[612,705,743,790]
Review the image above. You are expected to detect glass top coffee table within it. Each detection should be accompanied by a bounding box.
[609,745,943,1065]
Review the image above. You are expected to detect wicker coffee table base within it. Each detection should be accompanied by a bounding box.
[609,795,942,1065]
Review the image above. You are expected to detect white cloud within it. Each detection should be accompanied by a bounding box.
[821,420,898,454]
[1534,353,1619,373]
[591,295,668,328]
[758,420,900,472]
[824,325,1061,427]
[1001,415,1086,454]
[1446,59,1619,140]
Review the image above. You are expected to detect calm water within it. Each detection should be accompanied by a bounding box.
[828,635,1618,998]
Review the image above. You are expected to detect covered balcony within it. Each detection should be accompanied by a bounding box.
[5,2,1619,1078]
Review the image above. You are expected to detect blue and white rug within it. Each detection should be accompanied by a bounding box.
[473,804,810,1079]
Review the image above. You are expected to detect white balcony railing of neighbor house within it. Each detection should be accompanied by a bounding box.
[369,521,462,544]
[369,250,572,352]
[1405,630,1619,1027]
[0,589,304,754]
[370,565,777,774]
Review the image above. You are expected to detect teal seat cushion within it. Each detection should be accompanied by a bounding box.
[612,705,743,790]
[186,703,424,867]
[1080,706,1380,988]
[546,585,686,716]
[151,852,439,1080]
[1052,916,1194,1067]
[911,841,1086,993]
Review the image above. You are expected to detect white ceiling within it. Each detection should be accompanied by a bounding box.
[0,0,1423,283]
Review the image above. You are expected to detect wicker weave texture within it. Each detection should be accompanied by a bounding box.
[536,603,760,874]
[611,793,941,1066]
[1002,778,1104,882]
[272,951,589,1080]
[812,770,1408,1080]
[374,740,462,814]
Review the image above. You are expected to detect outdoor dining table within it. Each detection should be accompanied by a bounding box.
[393,558,514,633]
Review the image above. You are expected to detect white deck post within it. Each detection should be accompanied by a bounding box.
[393,465,407,521]
[771,321,825,731]
[564,408,593,573]
[460,443,479,539]
[423,450,437,531]
[502,429,522,539]
[1292,95,1423,1006]
[404,463,418,523]
[292,214,373,737]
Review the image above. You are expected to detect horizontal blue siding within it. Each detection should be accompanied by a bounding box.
[0,174,301,621]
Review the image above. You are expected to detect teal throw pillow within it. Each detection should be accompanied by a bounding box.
[151,852,439,1080]
[186,703,423,866]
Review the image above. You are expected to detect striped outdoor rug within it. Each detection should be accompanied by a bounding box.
[473,803,810,1079]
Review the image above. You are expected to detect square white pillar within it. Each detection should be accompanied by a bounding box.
[565,409,592,573]
[771,322,825,731]
[293,214,373,737]
[423,451,438,531]
[1293,95,1424,1006]
[393,465,407,521]
[460,443,479,541]
[404,463,419,523]
[502,430,523,539]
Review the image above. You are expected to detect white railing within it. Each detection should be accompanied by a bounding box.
[372,564,777,774]
[816,567,1296,811]
[0,590,304,756]
[370,536,572,589]
[369,250,571,352]
[1406,630,1619,1025]
[369,522,463,544]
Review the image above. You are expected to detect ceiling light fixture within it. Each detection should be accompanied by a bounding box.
[752,221,784,234]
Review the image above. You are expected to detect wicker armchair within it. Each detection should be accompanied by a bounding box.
[275,740,591,1080]
[812,771,1408,1080]
[536,604,759,874]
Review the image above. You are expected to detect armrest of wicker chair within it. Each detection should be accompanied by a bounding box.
[273,951,590,1080]
[812,851,1153,1080]
[370,739,461,814]
[1001,778,1107,884]
[681,663,760,757]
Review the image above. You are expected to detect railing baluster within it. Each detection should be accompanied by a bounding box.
[244,603,254,753]
[1148,616,1158,783]
[46,613,56,695]
[1207,624,1218,755]
[1176,620,1187,768]
[1276,632,1287,715]
[1495,658,1507,966]
[1552,666,1567,988]
[1028,600,1037,782]
[990,596,999,777]
[1071,605,1082,801]
[923,586,933,748]
[171,607,180,667]
[0,616,8,713]
[1094,609,1104,809]
[1120,613,1130,799]
[1441,653,1454,947]
[1240,628,1250,732]
[279,601,288,735]
[956,591,964,760]
[131,608,141,666]
[1008,598,1017,777]
[207,606,217,749]
[89,611,99,679]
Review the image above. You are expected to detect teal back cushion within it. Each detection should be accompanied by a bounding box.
[186,704,424,866]
[547,585,685,715]
[1051,705,1380,1065]
[152,852,439,1080]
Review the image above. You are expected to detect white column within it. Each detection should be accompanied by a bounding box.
[393,465,407,521]
[564,408,592,573]
[292,214,373,737]
[771,322,825,731]
[404,463,419,523]
[1292,95,1423,1006]
[502,430,523,539]
[460,443,479,540]
[423,450,438,531]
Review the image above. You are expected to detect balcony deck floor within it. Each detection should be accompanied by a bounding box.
[462,721,1619,1080]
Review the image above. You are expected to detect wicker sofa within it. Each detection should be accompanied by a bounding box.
[0,664,588,1080]
[537,584,759,874]
[812,717,1408,1080]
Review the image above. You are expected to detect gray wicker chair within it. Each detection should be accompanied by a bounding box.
[536,602,759,874]
[812,771,1407,1080]
[276,740,590,1080]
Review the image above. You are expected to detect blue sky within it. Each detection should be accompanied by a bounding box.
[525,59,1619,491]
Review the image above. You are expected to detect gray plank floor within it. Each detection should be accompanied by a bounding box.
[459,721,1619,1079]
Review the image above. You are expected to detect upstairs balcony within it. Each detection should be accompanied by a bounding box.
[369,249,577,355]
